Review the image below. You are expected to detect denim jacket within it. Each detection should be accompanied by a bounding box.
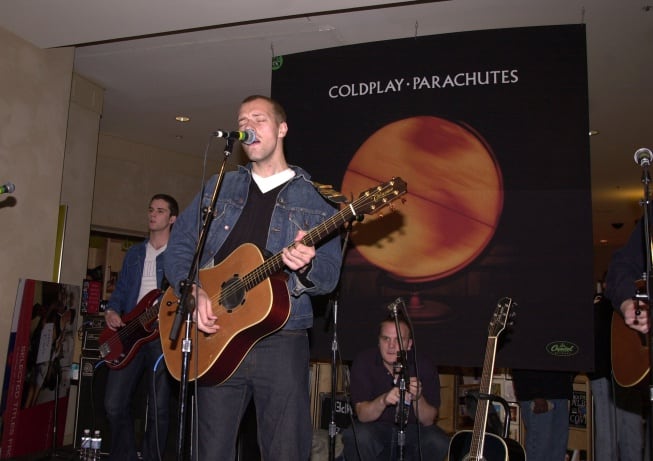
[107,239,166,315]
[165,164,343,330]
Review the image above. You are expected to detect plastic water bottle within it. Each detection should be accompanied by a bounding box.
[90,429,102,460]
[80,428,91,460]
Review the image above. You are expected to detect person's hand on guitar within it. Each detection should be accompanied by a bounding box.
[194,285,220,334]
[105,309,126,331]
[619,298,650,334]
[282,230,315,272]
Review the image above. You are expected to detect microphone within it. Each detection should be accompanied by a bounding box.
[0,182,15,194]
[387,297,403,316]
[213,128,257,145]
[634,148,653,167]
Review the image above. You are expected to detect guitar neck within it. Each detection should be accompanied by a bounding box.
[469,335,499,457]
[140,303,159,325]
[244,199,360,287]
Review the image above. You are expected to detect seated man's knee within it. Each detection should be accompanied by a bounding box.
[422,426,450,460]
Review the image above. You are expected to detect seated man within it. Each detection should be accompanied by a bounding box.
[342,312,449,460]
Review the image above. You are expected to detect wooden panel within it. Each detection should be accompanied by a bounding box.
[437,373,455,434]
[309,361,350,429]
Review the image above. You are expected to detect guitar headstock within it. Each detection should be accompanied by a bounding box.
[488,296,516,339]
[352,177,407,216]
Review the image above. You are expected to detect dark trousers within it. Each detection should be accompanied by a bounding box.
[342,420,449,461]
[104,340,172,461]
[194,329,312,461]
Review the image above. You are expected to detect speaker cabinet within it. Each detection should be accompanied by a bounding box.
[73,356,112,453]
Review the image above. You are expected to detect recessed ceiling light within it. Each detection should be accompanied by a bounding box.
[589,130,599,136]
[175,135,183,140]
[175,115,191,122]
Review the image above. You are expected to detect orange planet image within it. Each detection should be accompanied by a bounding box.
[342,116,503,282]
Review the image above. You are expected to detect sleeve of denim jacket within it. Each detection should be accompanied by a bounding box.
[288,216,343,297]
[605,218,645,309]
[106,245,137,314]
[164,185,206,295]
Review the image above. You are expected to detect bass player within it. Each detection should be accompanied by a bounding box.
[104,193,178,461]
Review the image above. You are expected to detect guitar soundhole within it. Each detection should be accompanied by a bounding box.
[220,276,246,310]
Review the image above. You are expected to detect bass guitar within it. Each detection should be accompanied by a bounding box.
[98,288,163,369]
[158,177,407,385]
[448,297,525,461]
[611,278,650,387]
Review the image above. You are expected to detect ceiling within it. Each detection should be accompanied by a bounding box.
[1,0,652,248]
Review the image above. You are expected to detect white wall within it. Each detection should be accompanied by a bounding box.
[92,133,211,233]
[0,25,74,389]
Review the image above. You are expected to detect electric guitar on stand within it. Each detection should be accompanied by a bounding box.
[158,177,407,385]
[448,297,525,461]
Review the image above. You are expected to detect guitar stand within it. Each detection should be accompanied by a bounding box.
[475,392,511,438]
[168,136,236,461]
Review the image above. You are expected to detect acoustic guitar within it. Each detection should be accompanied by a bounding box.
[158,177,407,385]
[610,279,650,387]
[448,297,525,461]
[97,288,163,369]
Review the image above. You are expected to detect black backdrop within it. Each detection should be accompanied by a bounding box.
[271,25,593,372]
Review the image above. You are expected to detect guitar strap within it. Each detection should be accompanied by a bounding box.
[311,181,349,204]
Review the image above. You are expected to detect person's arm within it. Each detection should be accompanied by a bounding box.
[408,377,438,426]
[164,189,203,295]
[105,246,137,330]
[355,387,401,423]
[617,298,649,334]
[606,219,650,333]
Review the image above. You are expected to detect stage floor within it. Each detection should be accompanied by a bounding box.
[4,445,78,461]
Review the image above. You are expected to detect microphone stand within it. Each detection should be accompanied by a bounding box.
[391,302,408,461]
[327,220,355,461]
[38,362,72,460]
[637,154,653,459]
[168,137,235,461]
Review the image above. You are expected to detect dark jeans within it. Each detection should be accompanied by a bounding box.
[342,420,449,461]
[194,329,311,461]
[104,339,172,461]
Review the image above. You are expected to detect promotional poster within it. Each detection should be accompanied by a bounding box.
[271,25,593,371]
[0,279,79,458]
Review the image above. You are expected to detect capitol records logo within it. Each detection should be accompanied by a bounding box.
[546,341,579,356]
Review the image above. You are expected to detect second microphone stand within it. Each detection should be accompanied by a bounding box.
[391,302,409,461]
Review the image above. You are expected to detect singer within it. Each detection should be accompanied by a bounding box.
[341,311,449,461]
[164,95,343,460]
